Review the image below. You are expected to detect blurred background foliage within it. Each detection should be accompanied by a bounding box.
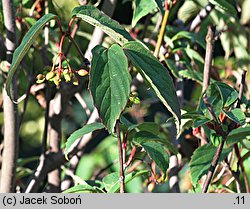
[0,0,249,193]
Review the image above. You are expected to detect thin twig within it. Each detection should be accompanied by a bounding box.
[202,136,227,193]
[93,159,119,179]
[235,144,250,193]
[202,26,220,124]
[202,26,215,93]
[66,35,86,63]
[201,25,228,193]
[154,5,170,58]
[116,121,125,193]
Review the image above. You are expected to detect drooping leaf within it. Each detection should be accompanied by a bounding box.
[6,13,58,99]
[189,143,232,186]
[141,142,169,174]
[90,44,131,133]
[224,108,246,126]
[103,170,149,193]
[132,132,170,173]
[71,5,132,45]
[65,123,105,158]
[132,0,158,27]
[132,131,178,154]
[214,82,238,108]
[171,31,206,49]
[123,41,180,132]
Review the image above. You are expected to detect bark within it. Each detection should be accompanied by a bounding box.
[47,93,63,192]
[0,0,19,193]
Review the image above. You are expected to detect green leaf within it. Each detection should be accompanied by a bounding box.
[165,59,180,78]
[6,13,58,99]
[123,41,181,132]
[132,0,158,27]
[90,44,131,133]
[209,0,237,17]
[214,82,238,108]
[226,126,250,147]
[128,122,160,134]
[224,108,246,126]
[103,170,149,193]
[142,142,169,174]
[65,123,105,158]
[179,69,204,84]
[194,117,211,128]
[171,31,206,49]
[63,184,103,193]
[198,84,223,118]
[71,5,132,45]
[184,48,204,64]
[132,131,178,154]
[190,143,232,186]
[177,0,201,23]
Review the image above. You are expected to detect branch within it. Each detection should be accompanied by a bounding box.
[116,121,125,193]
[202,136,227,193]
[154,4,171,58]
[0,0,19,193]
[46,92,63,192]
[25,108,100,192]
[201,26,229,193]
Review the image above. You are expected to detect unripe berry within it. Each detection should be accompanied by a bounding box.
[46,71,55,80]
[63,70,71,82]
[36,74,44,80]
[36,74,45,84]
[77,69,88,76]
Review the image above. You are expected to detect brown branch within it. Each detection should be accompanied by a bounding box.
[202,26,220,124]
[116,121,125,193]
[46,92,63,192]
[201,25,228,193]
[25,108,100,192]
[0,0,19,193]
[202,136,227,193]
[202,26,215,93]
